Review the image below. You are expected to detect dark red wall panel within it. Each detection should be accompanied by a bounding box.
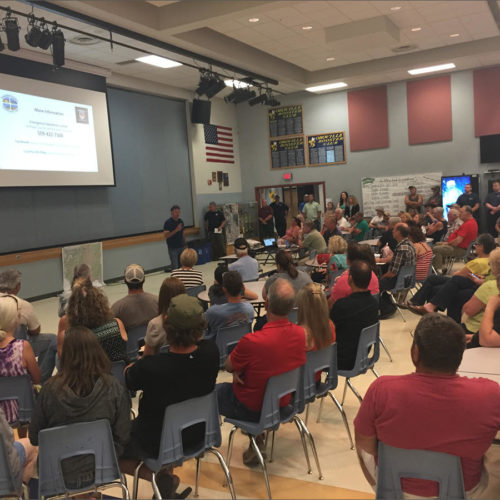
[474,67,500,137]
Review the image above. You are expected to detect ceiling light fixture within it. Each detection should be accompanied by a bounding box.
[306,82,348,93]
[326,57,335,61]
[25,14,42,47]
[3,11,20,51]
[390,6,402,11]
[302,26,313,30]
[248,18,259,23]
[51,24,65,67]
[224,87,256,104]
[449,33,460,37]
[38,20,53,50]
[0,34,4,52]
[408,62,456,75]
[411,27,422,32]
[196,71,225,98]
[248,89,281,107]
[135,54,182,68]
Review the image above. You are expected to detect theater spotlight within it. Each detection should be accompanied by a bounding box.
[3,14,20,51]
[248,93,267,106]
[224,87,256,104]
[0,35,4,52]
[266,95,281,107]
[37,19,52,50]
[25,15,42,48]
[196,72,225,99]
[51,26,65,67]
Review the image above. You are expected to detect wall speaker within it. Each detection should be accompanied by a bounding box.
[191,99,211,124]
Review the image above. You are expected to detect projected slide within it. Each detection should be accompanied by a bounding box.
[0,90,99,173]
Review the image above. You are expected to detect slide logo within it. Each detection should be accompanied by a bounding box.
[2,95,18,112]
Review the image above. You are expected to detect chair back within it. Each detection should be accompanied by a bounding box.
[126,324,147,361]
[339,322,380,378]
[303,344,338,403]
[376,442,465,500]
[13,325,27,341]
[288,308,298,324]
[0,375,35,424]
[392,265,416,292]
[144,391,221,471]
[464,240,475,262]
[329,269,344,288]
[215,322,251,368]
[0,435,21,495]
[186,285,207,298]
[258,366,303,431]
[38,419,123,499]
[110,360,126,388]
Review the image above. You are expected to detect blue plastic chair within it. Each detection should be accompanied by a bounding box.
[305,344,354,450]
[13,325,27,341]
[371,294,392,362]
[215,322,251,368]
[132,391,235,500]
[376,442,465,500]
[0,436,22,498]
[186,284,207,298]
[388,265,416,323]
[338,322,380,405]
[111,360,126,388]
[0,375,35,425]
[38,419,129,500]
[224,365,309,499]
[126,324,147,361]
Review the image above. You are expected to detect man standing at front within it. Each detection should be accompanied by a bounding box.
[485,180,500,235]
[204,202,226,261]
[302,194,322,231]
[217,279,305,466]
[457,183,480,221]
[354,314,500,498]
[270,195,289,238]
[164,204,186,270]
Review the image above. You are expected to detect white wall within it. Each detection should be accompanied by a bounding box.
[236,69,500,209]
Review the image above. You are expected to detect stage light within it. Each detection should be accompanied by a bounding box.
[225,88,256,104]
[25,15,43,48]
[266,95,280,107]
[248,93,267,106]
[38,26,52,50]
[51,26,65,66]
[196,71,226,99]
[205,78,225,98]
[0,35,4,52]
[4,16,20,51]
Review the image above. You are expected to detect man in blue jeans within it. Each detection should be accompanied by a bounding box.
[163,204,186,270]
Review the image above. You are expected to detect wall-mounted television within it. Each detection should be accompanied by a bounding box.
[441,174,479,219]
[480,134,500,164]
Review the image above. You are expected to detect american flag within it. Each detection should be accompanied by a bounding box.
[204,124,234,164]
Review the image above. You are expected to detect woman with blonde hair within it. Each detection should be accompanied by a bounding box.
[344,195,360,219]
[327,235,348,278]
[297,283,335,351]
[0,295,41,423]
[171,248,204,289]
[57,283,128,362]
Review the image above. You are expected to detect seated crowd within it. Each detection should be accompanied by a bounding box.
[3,192,500,499]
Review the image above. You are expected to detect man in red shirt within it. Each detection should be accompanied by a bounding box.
[217,278,306,466]
[354,314,500,498]
[433,205,478,272]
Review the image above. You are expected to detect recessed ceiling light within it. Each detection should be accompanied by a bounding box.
[411,27,422,32]
[302,26,313,30]
[135,55,182,68]
[390,6,402,11]
[326,57,336,61]
[306,82,348,93]
[248,18,259,23]
[408,62,456,75]
[224,79,251,88]
[449,33,460,37]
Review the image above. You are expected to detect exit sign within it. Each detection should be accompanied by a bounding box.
[283,172,293,181]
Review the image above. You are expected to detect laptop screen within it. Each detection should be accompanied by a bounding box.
[263,238,276,247]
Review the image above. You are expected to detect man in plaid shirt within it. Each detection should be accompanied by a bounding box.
[379,223,416,291]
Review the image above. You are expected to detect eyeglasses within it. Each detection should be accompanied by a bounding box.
[0,294,19,310]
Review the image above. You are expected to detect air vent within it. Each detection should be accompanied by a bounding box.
[392,44,417,53]
[69,35,100,46]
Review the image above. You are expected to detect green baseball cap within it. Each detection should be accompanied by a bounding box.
[166,294,204,329]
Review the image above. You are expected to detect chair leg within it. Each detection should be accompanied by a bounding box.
[207,448,236,500]
[341,378,349,405]
[305,403,310,425]
[195,456,201,497]
[132,461,144,500]
[269,430,276,463]
[389,293,407,323]
[328,392,354,450]
[316,397,325,423]
[296,417,323,480]
[120,473,130,500]
[151,471,162,500]
[347,378,363,404]
[379,337,393,362]
[226,426,238,469]
[250,435,272,500]
[293,417,311,474]
[371,367,380,378]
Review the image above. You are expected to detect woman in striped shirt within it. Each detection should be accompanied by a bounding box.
[408,222,433,282]
[171,248,204,289]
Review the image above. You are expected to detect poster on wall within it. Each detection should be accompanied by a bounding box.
[268,105,303,138]
[270,137,305,169]
[361,172,442,217]
[307,132,346,166]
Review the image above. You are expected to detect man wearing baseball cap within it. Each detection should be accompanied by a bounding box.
[111,264,158,331]
[228,238,259,282]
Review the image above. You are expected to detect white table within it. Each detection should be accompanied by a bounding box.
[364,238,380,246]
[457,347,500,384]
[198,280,265,305]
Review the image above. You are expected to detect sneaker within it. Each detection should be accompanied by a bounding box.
[242,435,267,467]
[156,473,180,499]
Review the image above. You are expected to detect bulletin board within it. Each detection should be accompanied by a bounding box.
[307,132,346,166]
